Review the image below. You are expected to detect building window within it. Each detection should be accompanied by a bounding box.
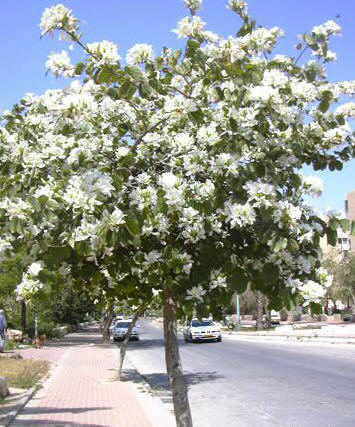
[345,200,348,213]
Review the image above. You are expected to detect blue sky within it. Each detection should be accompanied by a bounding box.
[1,0,354,212]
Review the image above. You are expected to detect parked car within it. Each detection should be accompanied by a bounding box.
[183,319,222,343]
[112,320,139,342]
[270,310,281,324]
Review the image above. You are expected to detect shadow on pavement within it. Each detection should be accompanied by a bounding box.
[116,337,206,351]
[122,368,224,392]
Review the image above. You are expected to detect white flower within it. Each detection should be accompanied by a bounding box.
[40,4,78,36]
[224,201,256,228]
[34,184,53,200]
[73,219,101,242]
[227,1,248,15]
[249,85,278,103]
[202,31,221,43]
[136,173,151,185]
[108,208,126,228]
[262,69,288,87]
[290,80,317,101]
[87,41,121,66]
[28,262,43,276]
[172,16,205,39]
[46,50,74,78]
[311,20,341,38]
[184,0,202,14]
[272,54,293,65]
[158,172,179,189]
[210,270,227,290]
[186,285,206,302]
[299,280,326,305]
[126,44,154,65]
[0,237,12,258]
[302,175,323,198]
[197,122,219,145]
[116,147,130,158]
[316,267,333,288]
[142,250,162,268]
[335,102,355,118]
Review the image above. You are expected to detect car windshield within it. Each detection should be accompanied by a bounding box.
[191,320,214,327]
[115,322,131,328]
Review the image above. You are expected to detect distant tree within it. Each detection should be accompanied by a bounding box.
[324,250,355,317]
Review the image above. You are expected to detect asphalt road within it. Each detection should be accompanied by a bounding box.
[123,319,355,427]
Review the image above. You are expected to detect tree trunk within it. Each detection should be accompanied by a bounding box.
[351,296,355,322]
[256,291,264,331]
[263,296,271,329]
[21,301,27,333]
[163,288,193,427]
[117,304,146,381]
[102,308,114,343]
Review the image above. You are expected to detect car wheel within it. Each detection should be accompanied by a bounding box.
[189,333,194,343]
[113,338,118,342]
[184,334,188,342]
[216,337,222,342]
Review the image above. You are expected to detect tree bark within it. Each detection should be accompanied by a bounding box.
[117,304,146,381]
[101,307,114,343]
[21,301,27,333]
[256,291,264,331]
[351,296,355,322]
[163,288,193,427]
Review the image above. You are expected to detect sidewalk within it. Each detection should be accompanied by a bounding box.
[11,326,173,427]
[226,323,355,343]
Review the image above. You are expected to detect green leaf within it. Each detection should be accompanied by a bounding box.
[74,62,85,76]
[215,87,224,100]
[229,117,238,132]
[228,268,248,293]
[304,34,317,47]
[310,301,322,315]
[336,114,345,125]
[273,238,288,253]
[318,99,329,113]
[138,82,154,99]
[45,246,72,266]
[335,160,343,171]
[125,65,144,81]
[97,69,115,84]
[326,229,337,246]
[351,221,355,236]
[340,218,349,232]
[125,212,141,237]
[119,81,136,100]
[188,109,204,123]
[261,263,279,285]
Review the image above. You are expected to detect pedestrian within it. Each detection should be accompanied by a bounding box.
[0,309,7,353]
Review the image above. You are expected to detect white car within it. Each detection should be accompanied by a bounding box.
[270,310,281,324]
[112,320,139,342]
[183,319,222,343]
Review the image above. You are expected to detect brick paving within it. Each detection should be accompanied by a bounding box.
[12,327,152,426]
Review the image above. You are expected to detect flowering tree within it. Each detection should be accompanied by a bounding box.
[1,0,355,425]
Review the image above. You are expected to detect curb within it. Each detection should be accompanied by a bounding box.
[112,343,173,407]
[224,333,355,344]
[0,386,36,427]
[3,342,71,426]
